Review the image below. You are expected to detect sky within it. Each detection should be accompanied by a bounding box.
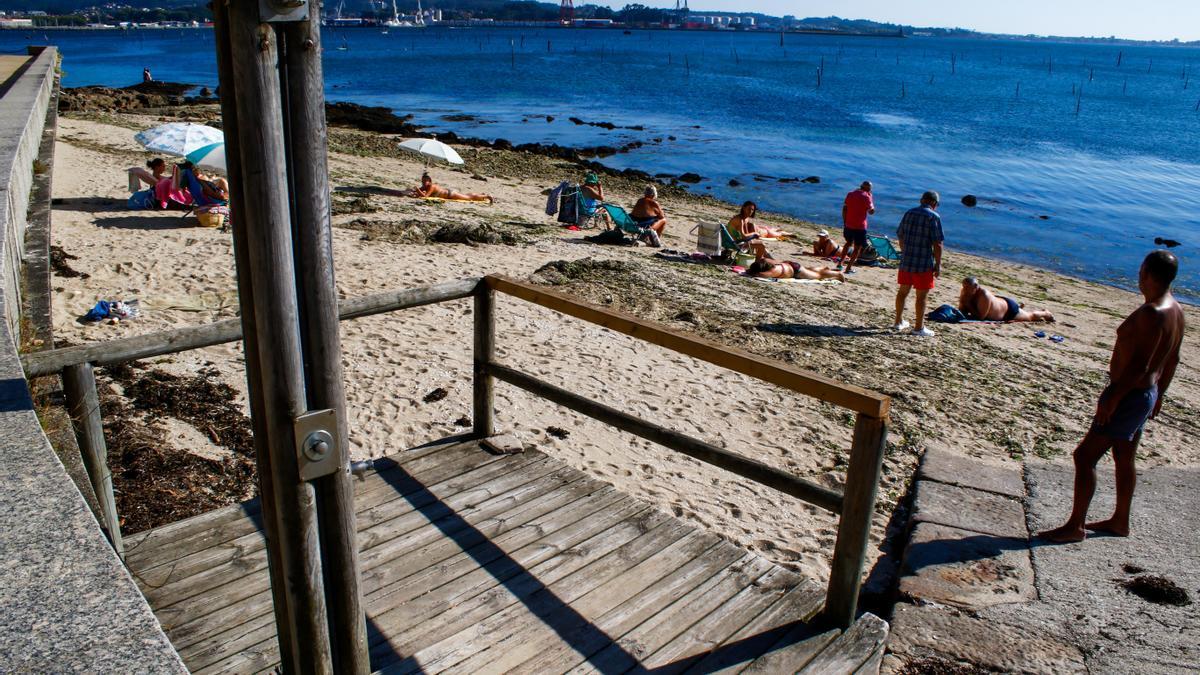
[653,1,1200,42]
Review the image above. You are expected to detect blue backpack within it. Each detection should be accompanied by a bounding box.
[127,189,156,210]
[927,304,967,323]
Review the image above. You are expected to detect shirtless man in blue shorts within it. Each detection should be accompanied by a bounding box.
[1039,251,1185,542]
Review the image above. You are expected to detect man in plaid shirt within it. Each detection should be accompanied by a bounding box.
[893,191,944,337]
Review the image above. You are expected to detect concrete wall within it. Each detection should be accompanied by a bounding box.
[0,47,185,672]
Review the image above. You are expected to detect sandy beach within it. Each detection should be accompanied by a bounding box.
[48,105,1200,584]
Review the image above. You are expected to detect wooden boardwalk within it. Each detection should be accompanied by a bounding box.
[125,440,887,674]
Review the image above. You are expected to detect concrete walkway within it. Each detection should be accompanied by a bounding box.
[885,448,1199,673]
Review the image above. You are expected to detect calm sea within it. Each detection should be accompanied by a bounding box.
[6,27,1199,301]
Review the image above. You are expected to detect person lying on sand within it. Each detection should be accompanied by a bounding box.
[631,185,668,236]
[1039,251,1184,543]
[959,277,1054,322]
[746,257,846,282]
[128,157,169,192]
[812,230,839,257]
[408,172,493,203]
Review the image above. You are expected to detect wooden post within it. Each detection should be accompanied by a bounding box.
[281,16,370,673]
[221,2,333,672]
[61,363,123,558]
[211,2,296,665]
[473,282,495,439]
[824,413,887,628]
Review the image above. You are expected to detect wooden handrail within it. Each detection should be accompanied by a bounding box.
[21,278,480,378]
[487,362,845,513]
[485,275,890,418]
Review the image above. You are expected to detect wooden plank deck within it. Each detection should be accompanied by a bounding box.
[124,440,887,674]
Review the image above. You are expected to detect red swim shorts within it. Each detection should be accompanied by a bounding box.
[897,270,936,290]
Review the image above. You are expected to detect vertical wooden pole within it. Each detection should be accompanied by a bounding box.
[61,363,123,558]
[210,1,297,666]
[473,282,495,439]
[222,2,333,672]
[280,16,370,674]
[824,413,887,628]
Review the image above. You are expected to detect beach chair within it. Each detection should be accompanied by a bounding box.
[600,203,651,237]
[178,167,230,228]
[867,234,900,264]
[690,221,722,256]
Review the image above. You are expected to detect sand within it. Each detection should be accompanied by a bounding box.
[48,112,1200,582]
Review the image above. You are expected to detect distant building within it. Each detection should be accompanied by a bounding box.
[0,17,35,27]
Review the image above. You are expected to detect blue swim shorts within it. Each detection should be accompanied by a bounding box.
[1091,386,1158,442]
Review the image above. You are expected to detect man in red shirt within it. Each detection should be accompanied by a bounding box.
[839,180,875,274]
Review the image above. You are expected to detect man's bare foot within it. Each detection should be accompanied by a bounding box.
[1038,524,1087,543]
[1085,518,1129,536]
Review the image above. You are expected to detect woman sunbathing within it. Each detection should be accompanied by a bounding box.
[729,201,769,258]
[747,257,846,282]
[127,157,169,192]
[409,172,493,203]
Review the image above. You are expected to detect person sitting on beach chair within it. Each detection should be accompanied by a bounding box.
[408,172,493,203]
[813,230,839,258]
[601,203,660,247]
[959,277,1055,322]
[631,185,668,236]
[173,161,230,227]
[729,201,769,259]
[746,257,846,282]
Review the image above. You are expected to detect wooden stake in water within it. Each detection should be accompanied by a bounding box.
[734,48,739,64]
[1089,67,1094,82]
[817,56,824,88]
[951,52,957,74]
[685,55,690,78]
[1015,81,1021,99]
[1123,78,1128,94]
[928,74,934,85]
[510,39,514,69]
[1048,55,1053,74]
[1117,50,1123,67]
[547,40,551,52]
[901,81,906,98]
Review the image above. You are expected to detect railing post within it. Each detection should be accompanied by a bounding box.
[61,363,123,559]
[824,413,887,628]
[473,280,495,439]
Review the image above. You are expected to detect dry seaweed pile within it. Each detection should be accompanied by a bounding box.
[50,245,90,279]
[99,363,256,533]
[1120,574,1192,606]
[338,217,547,246]
[894,657,990,675]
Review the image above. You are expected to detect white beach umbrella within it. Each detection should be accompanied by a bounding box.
[134,122,224,164]
[185,141,226,172]
[397,137,464,165]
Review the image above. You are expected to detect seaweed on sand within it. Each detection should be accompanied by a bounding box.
[98,363,256,534]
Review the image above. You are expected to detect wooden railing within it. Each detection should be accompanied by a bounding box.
[23,274,889,628]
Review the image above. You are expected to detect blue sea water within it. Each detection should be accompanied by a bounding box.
[5,27,1199,300]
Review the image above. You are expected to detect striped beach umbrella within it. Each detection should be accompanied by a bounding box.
[185,141,226,173]
[134,122,224,168]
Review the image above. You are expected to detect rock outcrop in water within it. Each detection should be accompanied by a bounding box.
[962,194,978,207]
[58,81,213,113]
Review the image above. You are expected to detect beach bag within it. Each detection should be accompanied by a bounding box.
[127,189,156,210]
[197,211,225,228]
[545,180,567,216]
[926,304,966,323]
[557,188,579,224]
